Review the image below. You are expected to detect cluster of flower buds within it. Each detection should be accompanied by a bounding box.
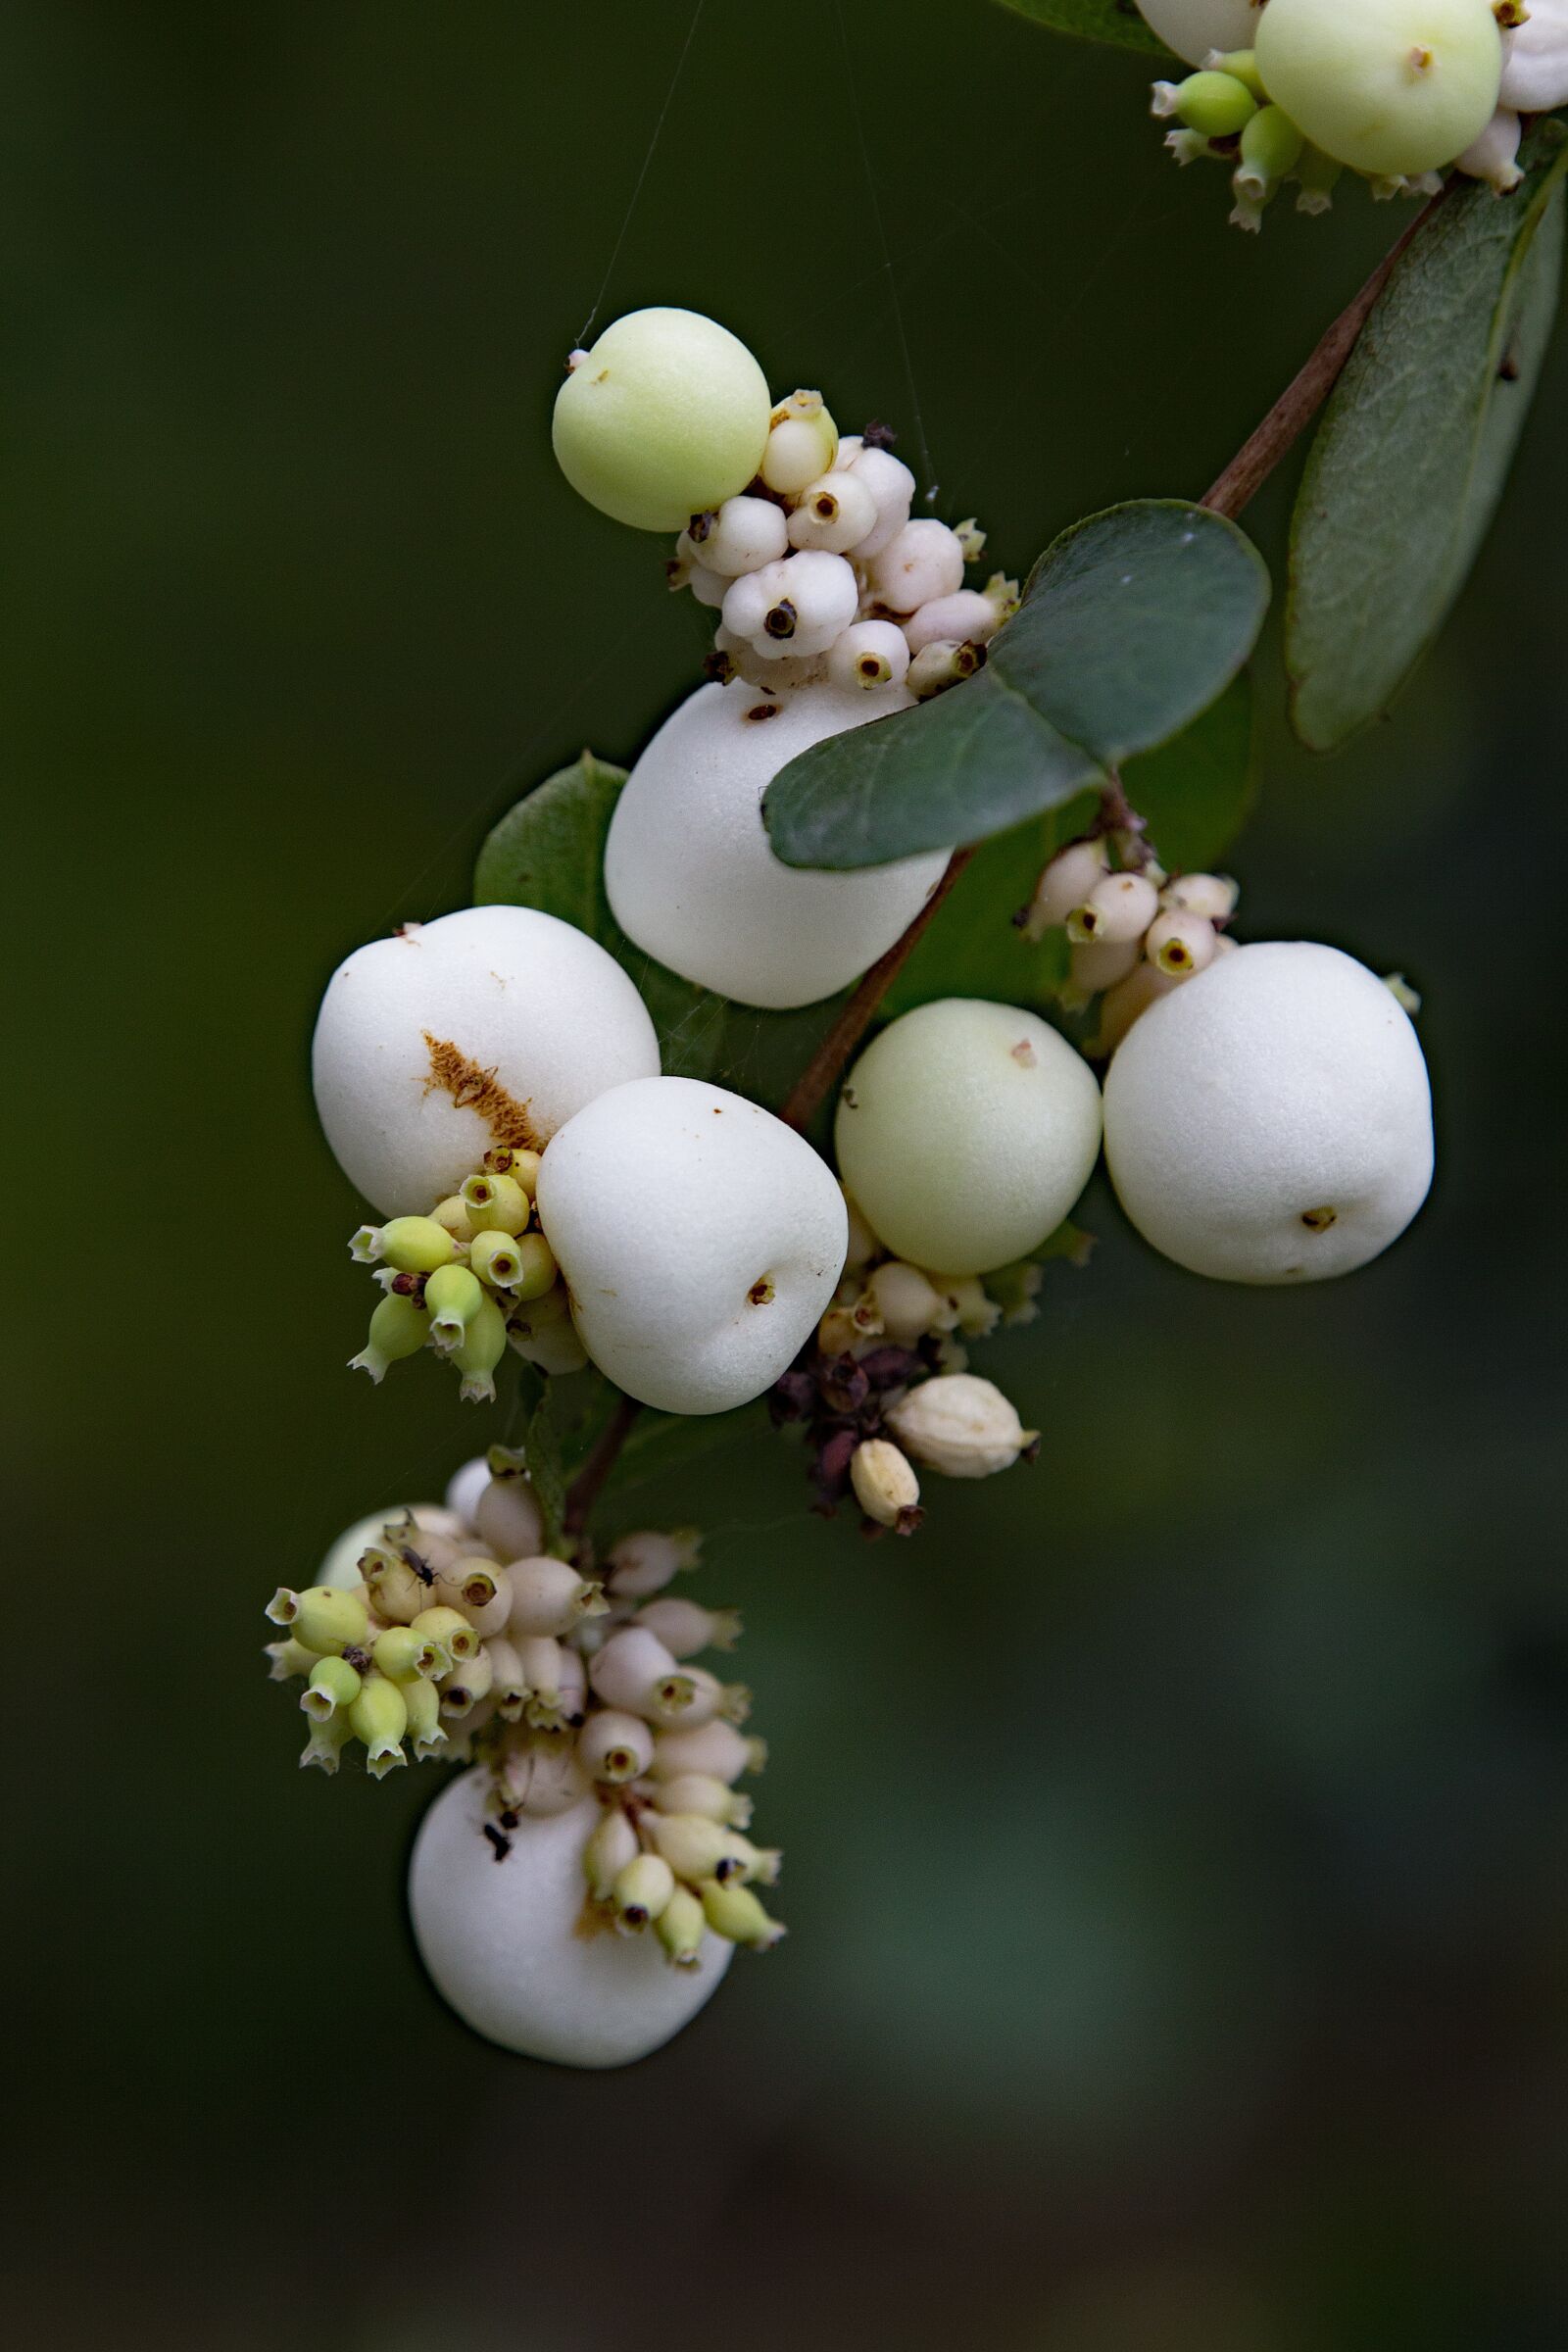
[1021,833,1242,1055]
[772,1187,1047,1536]
[347,1141,587,1401]
[266,1455,784,1959]
[667,402,1017,701]
[1136,0,1564,231]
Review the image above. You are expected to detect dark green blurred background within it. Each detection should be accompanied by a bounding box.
[7,4,1566,2344]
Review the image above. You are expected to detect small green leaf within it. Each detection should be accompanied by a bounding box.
[1288,121,1568,753]
[995,0,1168,55]
[473,747,852,1117]
[762,501,1270,870]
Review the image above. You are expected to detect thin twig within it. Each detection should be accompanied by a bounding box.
[564,1391,642,1537]
[1200,188,1446,518]
[560,194,1450,1527]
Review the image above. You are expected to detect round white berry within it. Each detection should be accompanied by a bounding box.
[834,1000,1103,1277]
[312,906,660,1217]
[840,443,915,559]
[1102,942,1434,1284]
[1254,0,1500,178]
[604,678,950,1010]
[903,590,1002,656]
[825,619,911,694]
[685,495,789,577]
[535,1076,849,1414]
[1500,2,1568,112]
[720,551,859,661]
[552,308,771,533]
[786,470,879,555]
[1135,0,1265,66]
[408,1772,731,2065]
[867,519,966,614]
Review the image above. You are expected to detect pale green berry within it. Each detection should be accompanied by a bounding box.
[1152,69,1258,137]
[834,1000,1102,1278]
[551,308,771,532]
[1253,0,1501,178]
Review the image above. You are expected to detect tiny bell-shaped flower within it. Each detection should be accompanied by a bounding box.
[411,1604,481,1663]
[402,1672,447,1759]
[577,1708,656,1784]
[508,1555,608,1639]
[633,1596,743,1656]
[786,469,879,554]
[372,1624,443,1684]
[302,1653,362,1721]
[424,1263,485,1351]
[583,1805,641,1903]
[461,1170,530,1235]
[348,1292,430,1384]
[268,1583,370,1655]
[646,1811,752,1885]
[1160,871,1238,922]
[1151,68,1257,137]
[904,588,1004,657]
[486,1634,529,1718]
[588,1624,681,1718]
[349,1673,409,1777]
[454,1295,508,1404]
[300,1708,356,1774]
[1146,908,1217,977]
[825,618,910,693]
[850,1438,922,1533]
[612,1852,677,1931]
[759,390,838,495]
[839,440,914,557]
[699,1878,786,1950]
[656,1883,708,1967]
[438,1639,494,1718]
[351,1214,458,1273]
[721,550,859,661]
[654,1772,754,1829]
[685,493,789,576]
[1067,870,1161,948]
[651,1719,767,1783]
[1020,837,1110,943]
[886,1373,1038,1480]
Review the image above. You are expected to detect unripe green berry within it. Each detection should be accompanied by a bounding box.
[1152,69,1258,136]
[1253,0,1501,177]
[552,308,771,532]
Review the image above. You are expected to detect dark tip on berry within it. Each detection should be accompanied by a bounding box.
[747,702,781,722]
[862,419,898,451]
[763,599,798,640]
[482,1823,513,1863]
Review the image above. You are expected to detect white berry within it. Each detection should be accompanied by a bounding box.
[1135,0,1266,67]
[834,1000,1103,1277]
[535,1076,849,1414]
[786,470,879,554]
[840,443,915,558]
[721,551,859,661]
[604,678,951,1010]
[685,495,789,577]
[903,589,1003,656]
[825,618,911,693]
[312,906,661,1217]
[867,520,966,614]
[408,1772,731,2065]
[1102,941,1434,1284]
[1500,1,1568,111]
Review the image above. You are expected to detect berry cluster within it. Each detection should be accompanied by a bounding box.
[1021,834,1244,1055]
[1138,0,1567,229]
[265,1455,782,1979]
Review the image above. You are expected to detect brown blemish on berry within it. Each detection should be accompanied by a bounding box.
[1300,1205,1338,1233]
[747,703,781,722]
[422,1033,541,1151]
[1011,1040,1037,1067]
[748,1276,776,1306]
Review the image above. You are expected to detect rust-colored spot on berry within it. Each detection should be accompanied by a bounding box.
[422,1034,541,1151]
[747,702,780,722]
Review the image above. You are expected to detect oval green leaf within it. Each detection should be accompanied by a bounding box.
[1288,120,1568,754]
[995,0,1167,54]
[762,500,1270,870]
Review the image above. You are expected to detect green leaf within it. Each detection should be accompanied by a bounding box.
[1122,670,1256,874]
[761,501,1270,870]
[474,748,853,1117]
[522,1386,567,1552]
[995,0,1168,55]
[1288,121,1568,753]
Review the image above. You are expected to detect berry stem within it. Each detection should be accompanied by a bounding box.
[564,1390,643,1537]
[1200,187,1447,519]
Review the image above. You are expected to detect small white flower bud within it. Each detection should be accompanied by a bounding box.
[906,638,985,700]
[760,392,839,495]
[684,493,789,576]
[1145,908,1217,977]
[584,1804,641,1902]
[868,519,966,613]
[438,1640,494,1718]
[607,1527,702,1599]
[645,1663,748,1732]
[634,1596,743,1656]
[434,1557,512,1637]
[654,1772,754,1829]
[1085,960,1183,1059]
[1160,871,1239,922]
[520,1634,584,1731]
[646,1811,752,1885]
[612,1852,676,1930]
[886,1374,1038,1479]
[1066,870,1161,948]
[1020,837,1111,943]
[472,1474,544,1563]
[650,1719,765,1784]
[486,1635,528,1719]
[1066,936,1142,1003]
[495,1736,591,1816]
[578,1708,657,1784]
[931,1275,1001,1339]
[787,469,879,554]
[721,550,859,660]
[686,562,728,609]
[507,1554,606,1639]
[903,589,1003,656]
[588,1624,681,1718]
[1500,2,1568,113]
[841,442,915,557]
[1456,103,1523,191]
[850,1439,922,1531]
[825,617,911,693]
[867,1259,946,1347]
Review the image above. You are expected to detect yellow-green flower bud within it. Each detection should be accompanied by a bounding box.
[584,1804,641,1902]
[300,1708,355,1774]
[372,1625,443,1683]
[438,1640,494,1718]
[302,1653,362,1720]
[424,1263,484,1352]
[646,1810,751,1885]
[460,1170,530,1236]
[654,1772,754,1829]
[355,1215,458,1274]
[268,1584,369,1655]
[482,1143,542,1196]
[1295,142,1343,215]
[411,1604,481,1663]
[725,1834,782,1886]
[507,1232,559,1303]
[430,1194,474,1244]
[348,1292,430,1385]
[1235,103,1305,202]
[264,1636,317,1682]
[454,1295,508,1405]
[1151,69,1257,138]
[402,1673,446,1759]
[349,1673,408,1776]
[656,1883,707,1967]
[612,1852,676,1930]
[698,1877,786,1950]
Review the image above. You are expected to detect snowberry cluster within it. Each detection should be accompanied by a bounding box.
[1021,832,1244,1054]
[1138,0,1567,229]
[265,1453,780,2057]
